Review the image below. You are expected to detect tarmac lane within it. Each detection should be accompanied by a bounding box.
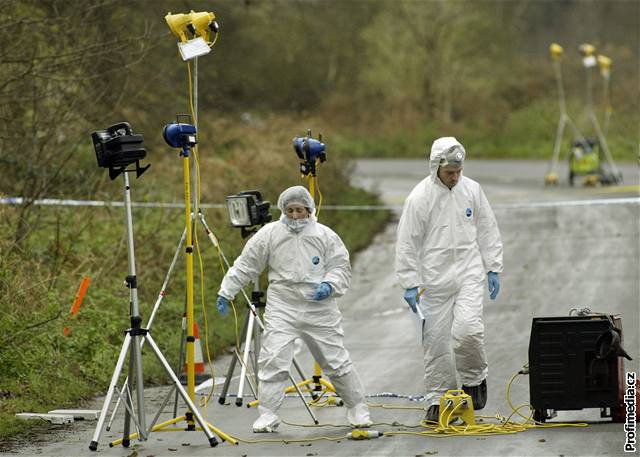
[8,159,639,457]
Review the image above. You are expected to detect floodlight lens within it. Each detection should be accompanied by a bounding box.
[227,197,251,226]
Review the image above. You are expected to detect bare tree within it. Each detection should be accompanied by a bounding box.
[0,0,152,246]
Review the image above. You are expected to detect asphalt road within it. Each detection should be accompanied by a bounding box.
[9,159,639,457]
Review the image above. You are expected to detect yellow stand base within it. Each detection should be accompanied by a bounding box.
[247,363,341,408]
[109,414,237,447]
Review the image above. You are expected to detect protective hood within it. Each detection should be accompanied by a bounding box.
[428,137,466,181]
[277,185,317,216]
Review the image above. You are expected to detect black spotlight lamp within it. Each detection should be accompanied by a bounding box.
[225,190,272,238]
[91,122,149,180]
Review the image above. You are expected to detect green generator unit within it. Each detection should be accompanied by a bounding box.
[568,138,600,186]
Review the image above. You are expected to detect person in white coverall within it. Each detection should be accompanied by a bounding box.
[216,185,371,433]
[394,137,503,422]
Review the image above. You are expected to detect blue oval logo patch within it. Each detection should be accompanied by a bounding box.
[465,208,472,217]
[312,256,320,265]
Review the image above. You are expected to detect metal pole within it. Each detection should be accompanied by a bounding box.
[182,151,196,411]
[192,58,199,218]
[90,171,147,450]
[123,171,147,438]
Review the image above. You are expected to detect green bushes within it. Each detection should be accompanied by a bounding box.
[330,99,638,161]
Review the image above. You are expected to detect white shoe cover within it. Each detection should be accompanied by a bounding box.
[252,410,280,433]
[346,402,372,428]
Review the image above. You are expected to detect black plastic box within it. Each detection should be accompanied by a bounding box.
[528,315,624,421]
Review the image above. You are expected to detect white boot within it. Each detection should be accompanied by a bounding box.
[346,401,372,428]
[252,407,280,433]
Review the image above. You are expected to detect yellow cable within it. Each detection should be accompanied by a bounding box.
[208,32,219,48]
[505,370,588,429]
[212,246,241,350]
[315,174,323,218]
[365,400,425,411]
[187,62,196,124]
[229,434,345,445]
[282,418,422,429]
[230,298,239,349]
[195,233,218,406]
[505,371,536,422]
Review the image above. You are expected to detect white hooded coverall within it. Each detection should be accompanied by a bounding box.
[219,186,369,428]
[394,137,503,407]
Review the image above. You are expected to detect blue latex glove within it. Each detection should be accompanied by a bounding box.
[488,272,500,300]
[403,287,419,313]
[216,295,230,317]
[312,282,332,301]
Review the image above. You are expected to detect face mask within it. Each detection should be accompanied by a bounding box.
[283,216,309,233]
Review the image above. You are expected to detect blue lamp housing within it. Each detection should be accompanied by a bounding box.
[293,137,326,163]
[292,131,327,176]
[163,121,197,155]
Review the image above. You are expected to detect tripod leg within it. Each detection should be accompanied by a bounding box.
[144,334,219,447]
[252,315,261,385]
[173,310,187,418]
[122,349,134,446]
[240,321,260,400]
[148,385,177,432]
[120,330,148,444]
[90,334,132,451]
[236,312,255,406]
[289,374,319,424]
[219,313,249,404]
[291,358,318,400]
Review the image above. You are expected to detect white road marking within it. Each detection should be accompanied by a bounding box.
[371,308,405,317]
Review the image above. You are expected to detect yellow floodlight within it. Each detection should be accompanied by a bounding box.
[549,43,563,61]
[597,54,612,79]
[165,10,218,61]
[165,12,192,43]
[578,43,596,57]
[189,11,217,43]
[578,43,597,68]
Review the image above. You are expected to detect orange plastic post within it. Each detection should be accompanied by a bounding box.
[64,277,91,336]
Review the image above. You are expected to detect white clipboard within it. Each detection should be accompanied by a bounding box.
[410,298,425,342]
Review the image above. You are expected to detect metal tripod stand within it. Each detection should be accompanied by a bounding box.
[218,282,262,406]
[89,168,217,451]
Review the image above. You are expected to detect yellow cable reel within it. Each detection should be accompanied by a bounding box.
[436,389,476,431]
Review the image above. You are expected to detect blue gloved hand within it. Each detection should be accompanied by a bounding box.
[488,272,500,300]
[403,287,419,313]
[312,282,332,301]
[216,295,230,317]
